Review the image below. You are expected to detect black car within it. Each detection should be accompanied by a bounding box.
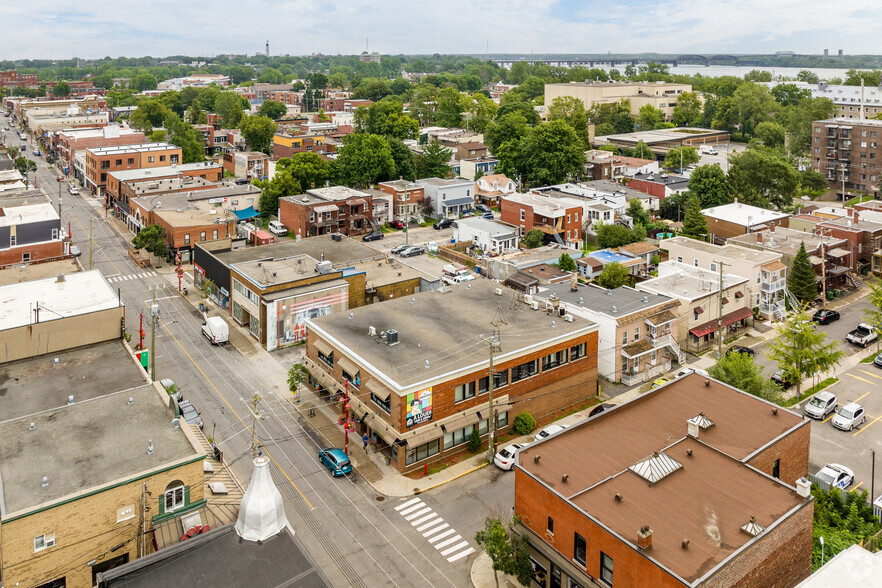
[434,218,454,230]
[400,246,425,257]
[362,231,384,242]
[812,309,841,325]
[772,371,795,388]
[726,345,755,358]
[475,204,492,214]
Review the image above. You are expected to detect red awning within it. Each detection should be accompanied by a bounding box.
[735,291,744,299]
[693,307,704,315]
[689,307,754,338]
[721,297,729,304]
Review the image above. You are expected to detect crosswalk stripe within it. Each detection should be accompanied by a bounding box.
[395,498,422,511]
[411,513,437,526]
[440,540,469,556]
[428,529,456,544]
[405,507,432,521]
[435,535,462,549]
[416,517,443,532]
[398,501,425,515]
[447,547,475,562]
[422,523,449,537]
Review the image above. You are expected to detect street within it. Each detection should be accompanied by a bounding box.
[17,129,481,587]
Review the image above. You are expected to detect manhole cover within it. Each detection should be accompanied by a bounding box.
[375,496,386,502]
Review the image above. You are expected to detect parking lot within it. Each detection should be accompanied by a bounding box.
[806,360,882,500]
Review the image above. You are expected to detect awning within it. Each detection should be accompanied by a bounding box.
[367,418,400,447]
[363,379,390,401]
[693,307,704,315]
[233,206,258,220]
[405,425,443,447]
[762,261,787,271]
[314,338,333,357]
[346,198,366,206]
[441,411,480,432]
[442,197,474,208]
[827,247,850,258]
[735,291,744,299]
[337,357,358,377]
[645,310,676,326]
[314,204,338,213]
[721,297,729,304]
[476,395,510,420]
[689,307,754,338]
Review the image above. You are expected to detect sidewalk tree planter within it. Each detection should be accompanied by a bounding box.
[287,363,309,401]
[474,516,532,588]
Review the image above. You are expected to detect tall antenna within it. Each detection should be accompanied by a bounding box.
[366,37,369,52]
[266,40,269,57]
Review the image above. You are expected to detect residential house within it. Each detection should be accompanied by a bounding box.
[0,197,66,265]
[416,177,474,219]
[452,217,518,255]
[279,186,375,238]
[617,241,659,266]
[500,192,583,248]
[516,373,812,588]
[702,202,790,239]
[584,149,659,181]
[582,248,647,279]
[474,173,517,207]
[459,156,499,181]
[452,141,488,161]
[222,150,269,180]
[818,210,882,274]
[626,172,689,202]
[378,180,425,223]
[303,280,599,472]
[535,283,682,384]
[583,179,659,211]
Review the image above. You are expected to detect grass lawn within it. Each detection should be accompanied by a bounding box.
[845,194,875,207]
[780,377,839,407]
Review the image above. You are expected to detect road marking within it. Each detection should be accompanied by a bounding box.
[850,481,864,492]
[428,529,456,544]
[847,373,874,385]
[823,413,836,424]
[854,416,882,437]
[422,523,449,537]
[435,535,463,549]
[70,214,120,274]
[416,517,444,532]
[441,540,470,556]
[411,513,438,526]
[398,502,426,516]
[395,498,422,511]
[859,369,882,381]
[447,548,476,562]
[405,507,433,521]
[395,499,474,562]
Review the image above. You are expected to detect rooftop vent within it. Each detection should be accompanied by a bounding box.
[42,476,49,488]
[688,411,715,430]
[740,516,765,537]
[128,397,133,405]
[29,422,35,431]
[147,441,154,455]
[56,273,65,283]
[386,329,399,346]
[629,451,683,485]
[642,296,648,303]
[67,395,74,405]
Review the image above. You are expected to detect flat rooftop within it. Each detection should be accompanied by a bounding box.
[210,235,384,268]
[154,207,234,228]
[817,117,882,128]
[416,177,472,188]
[86,142,177,156]
[0,258,79,286]
[728,227,847,255]
[662,236,782,264]
[107,161,221,183]
[518,373,806,583]
[232,254,322,287]
[308,279,596,391]
[0,201,59,226]
[504,192,582,216]
[59,126,141,139]
[538,283,677,319]
[0,270,119,331]
[341,258,436,288]
[702,202,789,227]
[639,261,746,301]
[823,215,882,232]
[454,217,517,238]
[307,186,370,201]
[130,183,260,205]
[596,127,728,145]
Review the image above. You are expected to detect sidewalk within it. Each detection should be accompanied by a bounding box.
[470,552,520,588]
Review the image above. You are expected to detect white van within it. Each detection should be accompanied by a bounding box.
[268,221,287,236]
[699,145,718,156]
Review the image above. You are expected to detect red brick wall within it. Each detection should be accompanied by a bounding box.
[747,419,810,486]
[625,179,666,200]
[0,241,64,265]
[499,199,534,233]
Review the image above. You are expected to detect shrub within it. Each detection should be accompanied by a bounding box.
[468,427,482,453]
[513,412,536,435]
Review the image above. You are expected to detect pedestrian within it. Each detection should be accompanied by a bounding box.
[362,433,369,452]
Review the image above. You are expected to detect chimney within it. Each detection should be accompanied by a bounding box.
[756,232,763,244]
[769,224,775,233]
[637,525,653,550]
[795,477,812,498]
[235,456,290,542]
[854,210,860,224]
[687,419,699,439]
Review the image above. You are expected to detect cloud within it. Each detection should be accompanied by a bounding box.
[2,0,881,59]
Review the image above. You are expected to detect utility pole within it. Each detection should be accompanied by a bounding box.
[484,335,499,464]
[343,379,350,456]
[715,260,731,359]
[89,218,93,270]
[243,394,264,458]
[820,241,827,309]
[150,289,157,382]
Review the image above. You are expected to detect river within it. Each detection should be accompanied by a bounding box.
[593,64,856,80]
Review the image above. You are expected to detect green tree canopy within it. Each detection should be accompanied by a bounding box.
[52,81,70,97]
[474,517,532,588]
[626,198,650,228]
[811,487,881,572]
[548,96,591,149]
[632,141,654,160]
[686,164,731,208]
[416,141,452,179]
[672,92,702,127]
[681,194,708,239]
[595,223,633,248]
[495,101,540,126]
[523,229,544,248]
[277,152,331,191]
[708,350,782,403]
[596,262,630,289]
[258,99,287,120]
[353,100,419,139]
[664,146,699,171]
[754,121,786,150]
[558,252,577,271]
[130,100,170,132]
[132,224,167,257]
[864,281,882,353]
[485,112,529,155]
[388,138,416,181]
[466,93,498,134]
[215,91,247,128]
[787,242,818,305]
[767,307,844,399]
[727,148,801,209]
[164,113,206,164]
[335,133,396,188]
[589,100,634,134]
[514,120,585,187]
[636,104,667,131]
[131,73,158,92]
[239,115,276,154]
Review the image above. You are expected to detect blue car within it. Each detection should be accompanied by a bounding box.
[318,447,352,477]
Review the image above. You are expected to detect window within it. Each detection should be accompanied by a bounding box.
[371,392,391,414]
[493,370,508,389]
[520,210,525,221]
[184,234,190,245]
[634,327,640,341]
[574,533,586,566]
[200,231,206,242]
[160,155,166,162]
[317,346,333,367]
[164,481,185,513]
[510,359,538,383]
[693,258,699,267]
[676,256,683,263]
[115,158,122,166]
[128,157,134,165]
[34,532,56,552]
[22,253,30,262]
[567,214,571,223]
[600,553,614,586]
[693,309,700,321]
[444,423,475,450]
[574,212,579,223]
[622,331,628,345]
[148,156,154,163]
[547,517,554,535]
[773,459,780,479]
[455,381,476,402]
[310,212,315,222]
[171,154,179,164]
[571,342,587,360]
[233,279,260,305]
[756,272,761,284]
[100,160,110,169]
[542,349,568,371]
[478,376,489,395]
[342,369,359,387]
[212,229,218,240]
[10,235,15,246]
[710,262,717,272]
[406,439,440,465]
[52,228,59,240]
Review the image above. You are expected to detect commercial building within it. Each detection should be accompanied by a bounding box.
[534,283,682,385]
[545,81,692,121]
[105,161,223,214]
[304,280,599,472]
[500,192,584,249]
[417,177,475,219]
[515,373,812,588]
[27,108,109,135]
[84,142,182,200]
[638,261,751,354]
[378,179,425,222]
[811,117,882,198]
[593,126,729,157]
[452,217,518,255]
[0,197,66,266]
[702,201,790,239]
[279,186,375,238]
[55,125,145,173]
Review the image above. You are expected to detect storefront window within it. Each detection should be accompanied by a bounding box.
[405,439,440,465]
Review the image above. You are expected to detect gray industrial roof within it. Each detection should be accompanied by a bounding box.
[539,283,676,318]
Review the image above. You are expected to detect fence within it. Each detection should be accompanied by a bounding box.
[437,241,476,269]
[808,473,882,523]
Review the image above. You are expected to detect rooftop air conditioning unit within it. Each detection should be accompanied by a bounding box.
[524,295,533,304]
[564,314,574,322]
[495,288,503,296]
[386,329,399,345]
[316,260,333,274]
[530,301,539,310]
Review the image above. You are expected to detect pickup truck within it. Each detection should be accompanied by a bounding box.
[442,273,476,285]
[846,323,878,348]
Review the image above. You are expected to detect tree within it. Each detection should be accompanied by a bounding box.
[686,164,731,208]
[352,78,391,101]
[277,152,331,191]
[495,101,540,126]
[767,307,844,400]
[708,351,782,402]
[811,486,881,571]
[474,517,532,588]
[626,198,650,228]
[588,100,634,134]
[14,157,37,178]
[672,92,702,127]
[596,262,630,289]
[548,96,590,148]
[335,133,395,188]
[664,146,699,171]
[770,84,812,107]
[729,83,776,136]
[287,363,309,399]
[595,223,633,248]
[93,73,115,90]
[727,149,802,209]
[185,102,207,125]
[754,121,786,150]
[681,194,708,239]
[863,281,882,353]
[788,242,819,305]
[132,224,167,257]
[558,253,577,271]
[388,138,416,181]
[239,115,276,154]
[215,91,246,128]
[354,100,419,139]
[523,229,544,248]
[416,141,452,179]
[149,129,167,142]
[468,428,482,453]
[164,113,205,164]
[435,87,470,127]
[515,120,585,186]
[636,104,667,131]
[257,67,284,85]
[632,141,654,160]
[255,173,301,218]
[258,99,287,120]
[467,93,498,134]
[327,72,349,89]
[796,70,819,84]
[485,112,529,155]
[130,100,170,132]
[52,81,70,98]
[131,73,158,92]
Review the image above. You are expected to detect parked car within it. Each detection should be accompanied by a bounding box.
[475,204,492,214]
[267,220,287,236]
[390,243,410,255]
[32,149,40,156]
[177,400,203,428]
[846,323,878,348]
[815,463,854,489]
[771,371,795,388]
[804,391,837,419]
[812,309,840,325]
[160,378,182,403]
[318,448,352,477]
[389,220,405,230]
[726,345,754,358]
[875,352,882,369]
[460,209,475,217]
[589,403,613,417]
[493,443,526,471]
[434,218,454,230]
[68,185,79,195]
[69,245,81,257]
[362,231,384,242]
[675,367,708,378]
[650,377,671,389]
[400,245,424,257]
[832,403,867,431]
[534,423,570,443]
[479,211,493,220]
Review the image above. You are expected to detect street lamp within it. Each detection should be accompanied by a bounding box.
[819,535,825,566]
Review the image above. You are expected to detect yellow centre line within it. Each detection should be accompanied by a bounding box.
[147,301,314,510]
[69,212,121,275]
[854,415,882,437]
[859,369,882,381]
[849,481,864,493]
[847,373,874,385]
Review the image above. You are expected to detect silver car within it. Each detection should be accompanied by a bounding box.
[832,403,866,431]
[804,391,837,419]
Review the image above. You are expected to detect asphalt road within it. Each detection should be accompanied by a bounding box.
[15,126,477,587]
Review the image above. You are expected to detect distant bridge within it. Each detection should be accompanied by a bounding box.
[492,55,771,69]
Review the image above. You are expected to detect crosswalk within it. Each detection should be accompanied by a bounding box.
[105,271,157,283]
[394,497,475,563]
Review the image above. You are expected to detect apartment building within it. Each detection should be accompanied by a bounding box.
[544,81,692,121]
[516,373,812,588]
[279,186,374,238]
[626,172,688,201]
[378,180,425,222]
[584,149,659,181]
[222,150,269,179]
[0,197,66,265]
[500,192,583,248]
[811,118,882,198]
[106,161,223,217]
[84,142,182,200]
[304,280,599,472]
[56,125,145,173]
[271,133,332,160]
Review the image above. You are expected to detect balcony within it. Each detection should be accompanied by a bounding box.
[840,151,852,160]
[826,152,837,159]
[648,333,673,348]
[621,371,644,386]
[761,279,786,292]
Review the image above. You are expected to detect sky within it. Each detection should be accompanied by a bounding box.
[5,0,882,60]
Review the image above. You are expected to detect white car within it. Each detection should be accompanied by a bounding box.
[493,443,526,471]
[534,423,570,443]
[815,463,854,489]
[832,403,866,431]
[804,391,838,420]
[68,185,79,195]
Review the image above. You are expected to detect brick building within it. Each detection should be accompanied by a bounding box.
[702,201,790,240]
[279,186,375,237]
[811,117,882,199]
[545,81,693,121]
[304,280,599,472]
[106,161,223,218]
[0,197,66,266]
[272,133,333,160]
[500,192,583,248]
[222,150,268,179]
[56,125,145,173]
[84,143,182,201]
[818,210,882,273]
[625,172,689,201]
[515,373,812,588]
[378,180,425,222]
[0,70,39,88]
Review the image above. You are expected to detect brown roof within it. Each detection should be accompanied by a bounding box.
[577,257,604,270]
[479,173,512,185]
[620,241,659,256]
[458,141,487,150]
[762,261,787,271]
[645,309,677,326]
[622,339,653,356]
